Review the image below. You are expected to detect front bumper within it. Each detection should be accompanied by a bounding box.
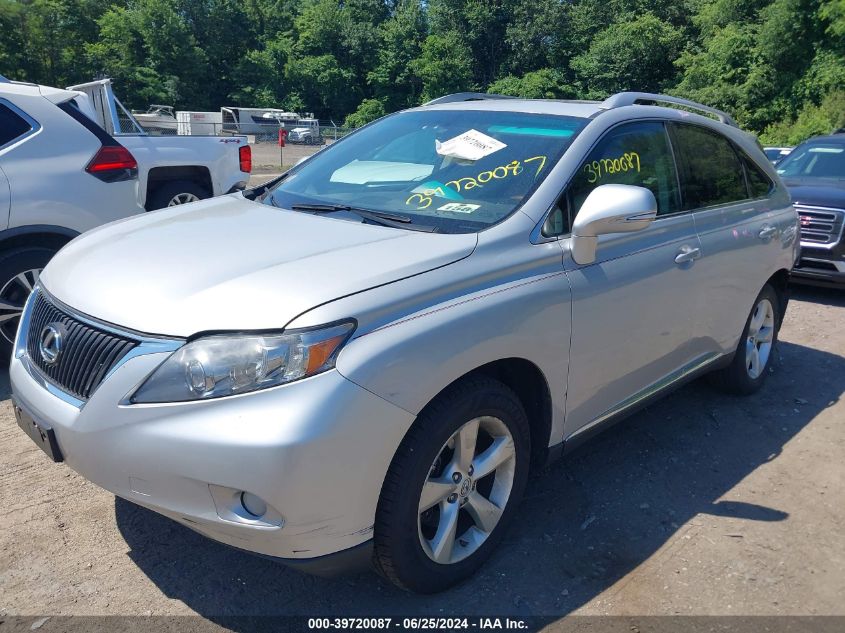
[791,248,845,287]
[10,347,415,568]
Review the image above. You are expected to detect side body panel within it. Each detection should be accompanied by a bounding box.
[561,214,709,439]
[292,213,574,447]
[691,191,797,355]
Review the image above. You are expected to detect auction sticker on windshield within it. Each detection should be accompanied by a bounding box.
[436,129,507,161]
[438,202,481,213]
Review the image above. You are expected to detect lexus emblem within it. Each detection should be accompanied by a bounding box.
[39,323,67,365]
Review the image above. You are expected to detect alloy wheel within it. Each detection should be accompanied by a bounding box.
[417,416,516,565]
[0,268,41,344]
[167,192,201,206]
[745,297,775,379]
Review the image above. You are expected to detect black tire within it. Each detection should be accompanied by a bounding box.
[146,180,210,211]
[373,375,530,593]
[709,284,781,395]
[0,247,56,358]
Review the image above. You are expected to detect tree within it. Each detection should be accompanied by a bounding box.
[410,31,476,102]
[344,98,387,128]
[0,0,841,143]
[762,91,845,144]
[368,0,427,110]
[285,53,359,119]
[572,14,685,97]
[488,69,576,99]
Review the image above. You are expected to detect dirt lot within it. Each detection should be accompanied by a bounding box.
[1,286,843,622]
[249,139,329,173]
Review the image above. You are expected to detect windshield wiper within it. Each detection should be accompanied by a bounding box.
[289,203,438,233]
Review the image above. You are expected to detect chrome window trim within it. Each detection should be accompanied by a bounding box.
[20,286,184,406]
[0,98,41,152]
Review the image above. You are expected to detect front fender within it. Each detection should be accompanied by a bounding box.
[333,270,572,448]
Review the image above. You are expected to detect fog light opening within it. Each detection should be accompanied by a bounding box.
[240,491,268,518]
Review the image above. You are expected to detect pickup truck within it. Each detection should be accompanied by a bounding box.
[67,79,250,209]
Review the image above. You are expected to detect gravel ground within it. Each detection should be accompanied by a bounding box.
[249,140,328,173]
[0,285,843,621]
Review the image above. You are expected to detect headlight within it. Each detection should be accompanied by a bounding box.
[131,321,355,403]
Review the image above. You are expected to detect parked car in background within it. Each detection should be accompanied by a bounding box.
[777,134,845,287]
[11,92,797,593]
[0,75,145,355]
[287,125,322,145]
[68,80,251,209]
[764,146,793,164]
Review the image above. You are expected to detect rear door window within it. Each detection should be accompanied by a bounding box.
[0,101,34,148]
[670,123,748,209]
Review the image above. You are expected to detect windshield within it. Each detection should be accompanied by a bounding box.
[777,141,845,180]
[265,110,587,233]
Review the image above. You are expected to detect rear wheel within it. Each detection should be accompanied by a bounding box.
[710,284,780,395]
[0,247,55,357]
[147,180,210,210]
[373,376,530,593]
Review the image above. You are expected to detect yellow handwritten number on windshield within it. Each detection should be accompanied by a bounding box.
[405,155,548,210]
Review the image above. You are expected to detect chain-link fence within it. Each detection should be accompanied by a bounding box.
[129,118,355,145]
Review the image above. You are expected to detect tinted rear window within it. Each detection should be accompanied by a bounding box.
[741,154,774,198]
[0,102,33,147]
[671,123,748,209]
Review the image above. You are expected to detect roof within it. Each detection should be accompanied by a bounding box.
[418,98,604,119]
[419,91,739,128]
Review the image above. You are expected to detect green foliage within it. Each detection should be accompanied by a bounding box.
[488,70,576,100]
[572,14,685,97]
[344,98,387,128]
[411,32,475,102]
[761,91,845,144]
[0,0,841,143]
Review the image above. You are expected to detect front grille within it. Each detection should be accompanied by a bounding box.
[796,206,844,247]
[26,291,139,400]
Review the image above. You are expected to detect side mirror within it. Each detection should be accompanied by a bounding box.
[570,184,657,265]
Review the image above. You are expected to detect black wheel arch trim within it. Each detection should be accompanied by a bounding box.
[0,225,80,252]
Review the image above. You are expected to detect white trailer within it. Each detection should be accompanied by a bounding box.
[177,111,223,136]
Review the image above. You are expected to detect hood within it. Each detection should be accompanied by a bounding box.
[40,196,477,337]
[783,178,845,209]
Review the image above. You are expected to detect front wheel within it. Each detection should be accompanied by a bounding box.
[709,284,781,395]
[373,376,530,593]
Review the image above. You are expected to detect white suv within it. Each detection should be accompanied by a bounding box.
[0,76,145,354]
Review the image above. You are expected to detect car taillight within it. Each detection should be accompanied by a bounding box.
[85,145,138,182]
[239,145,252,173]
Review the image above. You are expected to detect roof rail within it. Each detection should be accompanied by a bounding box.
[424,92,517,106]
[600,92,738,128]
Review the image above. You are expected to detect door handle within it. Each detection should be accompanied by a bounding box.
[675,245,701,264]
[759,225,778,240]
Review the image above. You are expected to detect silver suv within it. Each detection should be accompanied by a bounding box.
[11,92,799,593]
